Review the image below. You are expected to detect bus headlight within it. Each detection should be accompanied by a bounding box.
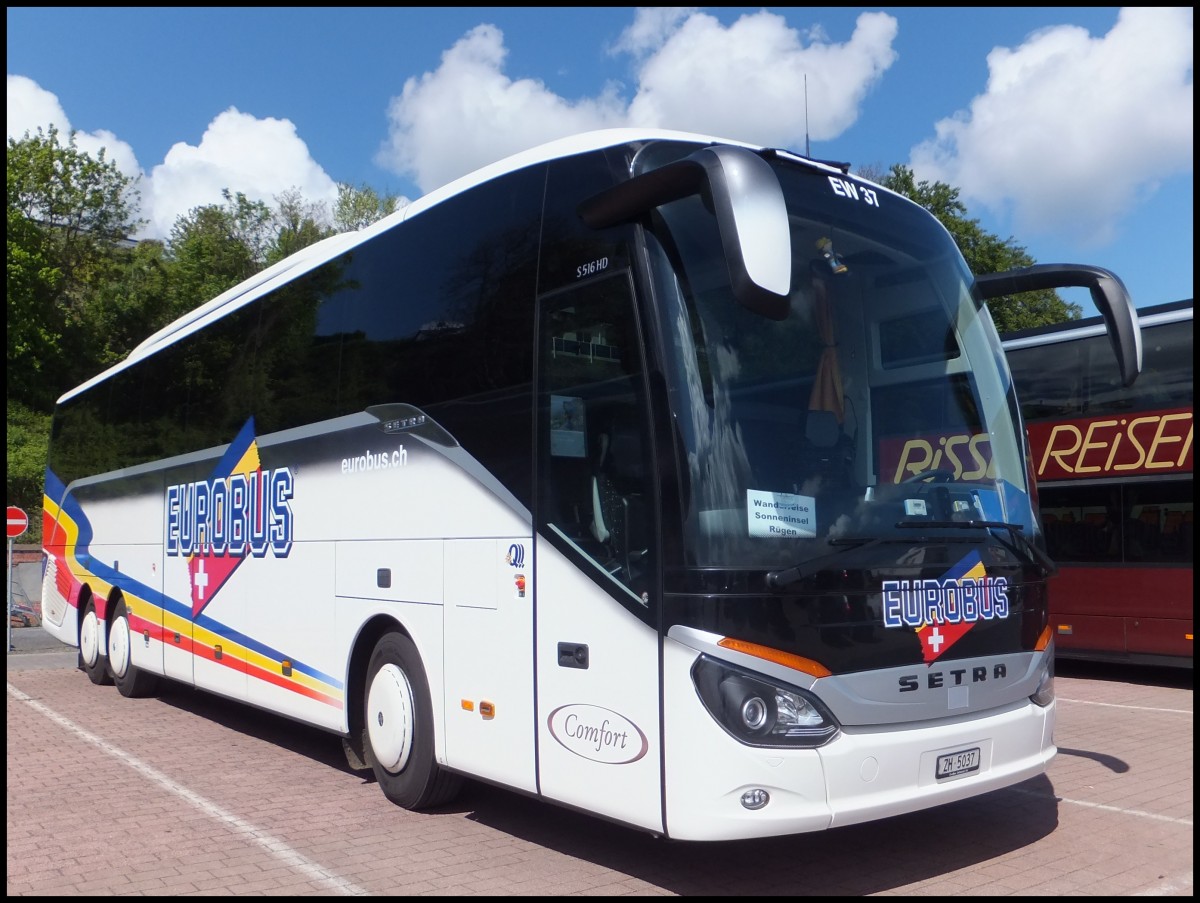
[692,656,840,748]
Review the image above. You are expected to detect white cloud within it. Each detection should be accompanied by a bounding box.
[376,24,628,195]
[8,76,338,241]
[145,108,339,239]
[7,74,70,137]
[377,11,899,193]
[909,7,1194,247]
[624,10,897,147]
[610,7,697,58]
[8,74,141,186]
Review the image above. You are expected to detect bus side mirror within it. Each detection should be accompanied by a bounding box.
[578,145,792,320]
[975,263,1143,387]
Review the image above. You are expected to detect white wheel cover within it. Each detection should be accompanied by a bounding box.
[80,607,100,667]
[366,662,415,774]
[108,612,131,679]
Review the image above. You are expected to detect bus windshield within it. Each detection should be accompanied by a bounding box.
[649,156,1030,571]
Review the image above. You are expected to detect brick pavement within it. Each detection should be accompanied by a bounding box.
[6,645,1192,896]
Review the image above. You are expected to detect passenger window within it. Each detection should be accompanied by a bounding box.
[1040,480,1193,565]
[537,273,654,609]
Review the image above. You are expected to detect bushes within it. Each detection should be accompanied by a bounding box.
[6,400,50,546]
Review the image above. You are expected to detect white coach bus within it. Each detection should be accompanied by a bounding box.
[41,128,1140,841]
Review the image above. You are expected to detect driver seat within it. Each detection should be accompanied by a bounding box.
[589,407,647,579]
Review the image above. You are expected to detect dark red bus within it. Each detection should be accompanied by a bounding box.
[1004,299,1193,668]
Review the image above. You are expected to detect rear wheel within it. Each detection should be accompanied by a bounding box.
[363,632,461,809]
[108,598,159,698]
[78,598,112,686]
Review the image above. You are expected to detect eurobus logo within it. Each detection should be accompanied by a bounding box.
[881,550,1009,664]
[164,417,294,617]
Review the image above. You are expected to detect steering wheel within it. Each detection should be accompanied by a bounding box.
[900,469,956,485]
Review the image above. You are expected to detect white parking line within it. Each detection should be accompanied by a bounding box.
[1053,793,1192,827]
[1057,696,1192,716]
[1012,785,1193,827]
[7,682,371,896]
[1133,870,1194,895]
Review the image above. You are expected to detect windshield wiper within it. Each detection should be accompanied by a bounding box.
[896,520,1058,577]
[766,536,885,590]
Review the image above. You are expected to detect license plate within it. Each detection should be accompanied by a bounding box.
[936,747,981,779]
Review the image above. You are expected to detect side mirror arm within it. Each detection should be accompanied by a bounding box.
[976,263,1142,387]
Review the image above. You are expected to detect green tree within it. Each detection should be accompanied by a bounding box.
[268,187,332,264]
[7,125,146,408]
[166,189,273,314]
[333,182,402,233]
[6,400,50,545]
[858,164,1081,332]
[6,199,62,395]
[82,238,174,367]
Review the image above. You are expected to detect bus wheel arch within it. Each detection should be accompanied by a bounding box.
[78,588,112,686]
[362,628,462,810]
[107,594,159,698]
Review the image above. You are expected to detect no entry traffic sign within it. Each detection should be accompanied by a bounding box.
[7,506,29,539]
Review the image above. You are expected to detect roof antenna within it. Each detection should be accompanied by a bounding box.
[805,74,811,158]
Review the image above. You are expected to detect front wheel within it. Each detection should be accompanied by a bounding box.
[363,632,461,810]
[79,598,112,686]
[108,598,160,698]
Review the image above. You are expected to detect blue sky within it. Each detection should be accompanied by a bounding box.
[7,7,1193,319]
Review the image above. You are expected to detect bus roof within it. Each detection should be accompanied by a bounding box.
[1000,298,1192,352]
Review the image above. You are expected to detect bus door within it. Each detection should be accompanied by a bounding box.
[534,273,664,835]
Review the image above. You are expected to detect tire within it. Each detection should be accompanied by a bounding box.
[78,598,113,686]
[363,632,461,810]
[108,598,160,698]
